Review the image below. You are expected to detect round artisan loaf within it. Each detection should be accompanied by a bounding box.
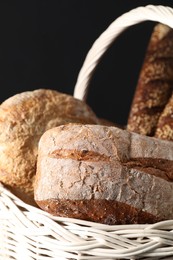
[0,89,99,205]
[34,124,173,224]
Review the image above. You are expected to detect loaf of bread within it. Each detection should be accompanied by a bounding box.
[155,92,173,141]
[34,124,173,224]
[0,89,99,205]
[127,23,173,136]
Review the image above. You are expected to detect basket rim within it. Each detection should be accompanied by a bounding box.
[1,183,173,259]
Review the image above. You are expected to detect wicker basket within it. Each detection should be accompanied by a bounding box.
[1,5,173,260]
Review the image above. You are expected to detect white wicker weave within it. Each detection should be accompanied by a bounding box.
[1,184,173,260]
[1,4,173,260]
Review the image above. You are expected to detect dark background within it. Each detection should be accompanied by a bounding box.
[0,1,173,126]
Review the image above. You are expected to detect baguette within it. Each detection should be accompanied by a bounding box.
[127,23,173,136]
[155,92,173,141]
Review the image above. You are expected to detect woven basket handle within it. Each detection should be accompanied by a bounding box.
[73,5,173,101]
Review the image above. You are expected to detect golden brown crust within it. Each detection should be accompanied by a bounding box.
[36,199,160,225]
[0,89,99,205]
[127,23,173,136]
[34,124,173,223]
[155,92,173,141]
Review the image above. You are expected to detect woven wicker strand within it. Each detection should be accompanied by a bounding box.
[1,4,173,260]
[73,5,173,101]
[1,183,173,259]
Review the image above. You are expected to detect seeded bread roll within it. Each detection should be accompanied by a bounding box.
[34,124,173,224]
[127,23,173,136]
[155,92,173,141]
[0,89,99,205]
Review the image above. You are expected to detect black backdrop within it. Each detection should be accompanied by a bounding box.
[0,0,173,125]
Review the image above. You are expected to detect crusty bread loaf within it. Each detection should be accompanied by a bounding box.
[155,92,173,141]
[34,124,173,224]
[127,23,173,136]
[0,89,99,205]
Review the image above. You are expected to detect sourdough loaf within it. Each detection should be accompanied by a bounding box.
[0,89,99,205]
[127,23,173,136]
[34,124,173,224]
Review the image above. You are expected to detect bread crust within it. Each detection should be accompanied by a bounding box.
[0,89,99,204]
[127,23,173,136]
[155,92,173,141]
[34,124,173,224]
[37,199,160,224]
